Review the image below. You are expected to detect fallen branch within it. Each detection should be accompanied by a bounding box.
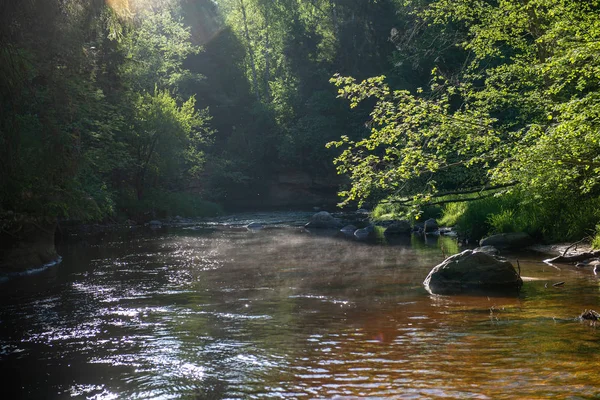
[544,250,600,264]
[562,238,588,257]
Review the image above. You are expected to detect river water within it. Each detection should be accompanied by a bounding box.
[1,212,600,399]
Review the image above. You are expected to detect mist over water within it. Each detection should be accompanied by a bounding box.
[1,213,600,399]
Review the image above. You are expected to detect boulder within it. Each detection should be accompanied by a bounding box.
[479,232,534,249]
[474,245,500,256]
[423,249,522,295]
[580,309,600,321]
[305,211,342,229]
[0,217,59,272]
[148,220,162,227]
[354,225,375,240]
[424,218,438,233]
[340,225,358,236]
[384,220,412,236]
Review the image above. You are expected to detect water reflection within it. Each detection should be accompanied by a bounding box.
[1,222,600,399]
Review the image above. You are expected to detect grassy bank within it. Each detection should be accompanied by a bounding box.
[372,193,600,245]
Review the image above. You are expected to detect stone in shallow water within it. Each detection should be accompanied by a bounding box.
[384,220,412,236]
[354,225,374,240]
[479,232,533,249]
[340,225,357,236]
[423,249,522,295]
[304,211,342,229]
[580,309,600,321]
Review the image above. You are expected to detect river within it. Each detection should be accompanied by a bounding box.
[1,211,599,399]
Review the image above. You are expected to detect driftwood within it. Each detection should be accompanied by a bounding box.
[544,250,600,264]
[562,238,588,256]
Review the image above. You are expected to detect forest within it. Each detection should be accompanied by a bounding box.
[1,0,600,245]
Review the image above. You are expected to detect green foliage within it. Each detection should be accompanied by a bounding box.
[0,1,217,221]
[592,227,600,250]
[328,0,600,240]
[439,192,600,242]
[372,202,407,221]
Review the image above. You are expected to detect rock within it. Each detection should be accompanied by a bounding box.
[479,232,534,249]
[340,225,358,236]
[375,220,395,227]
[474,245,500,256]
[246,222,263,230]
[148,220,162,227]
[384,220,412,236]
[356,208,370,214]
[305,211,342,229]
[0,217,59,272]
[354,225,374,240]
[423,249,523,295]
[413,222,424,232]
[580,309,600,321]
[424,218,438,233]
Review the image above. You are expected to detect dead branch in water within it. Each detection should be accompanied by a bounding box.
[562,238,588,257]
[545,250,600,265]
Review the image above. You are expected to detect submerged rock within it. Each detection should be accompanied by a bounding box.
[479,232,534,249]
[384,220,412,236]
[423,249,522,295]
[305,211,342,229]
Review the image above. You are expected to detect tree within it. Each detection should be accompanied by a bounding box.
[328,0,600,213]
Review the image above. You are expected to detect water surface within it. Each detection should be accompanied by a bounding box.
[1,212,599,399]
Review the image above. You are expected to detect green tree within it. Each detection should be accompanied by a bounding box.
[329,0,600,216]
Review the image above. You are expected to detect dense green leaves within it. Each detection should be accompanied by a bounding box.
[0,1,215,220]
[330,0,600,216]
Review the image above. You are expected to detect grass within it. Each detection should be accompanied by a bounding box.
[439,193,600,242]
[368,191,600,243]
[371,201,441,223]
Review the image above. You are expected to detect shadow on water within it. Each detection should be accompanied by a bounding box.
[1,213,600,399]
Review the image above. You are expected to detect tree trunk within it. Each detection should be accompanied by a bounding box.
[263,3,271,102]
[239,0,260,101]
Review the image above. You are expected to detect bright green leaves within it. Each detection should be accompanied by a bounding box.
[329,0,600,210]
[329,73,500,206]
[120,10,201,94]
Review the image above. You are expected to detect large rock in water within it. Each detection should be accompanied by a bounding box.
[384,220,412,236]
[424,218,438,233]
[305,211,342,229]
[423,249,522,295]
[0,216,58,272]
[479,232,534,249]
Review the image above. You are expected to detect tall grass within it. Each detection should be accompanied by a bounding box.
[373,191,600,243]
[439,193,600,242]
[371,202,441,222]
